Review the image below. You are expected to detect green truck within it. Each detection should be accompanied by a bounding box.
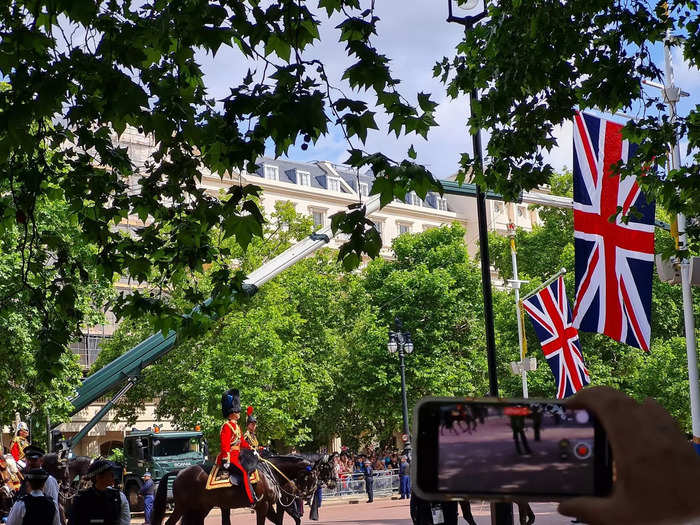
[122,429,207,511]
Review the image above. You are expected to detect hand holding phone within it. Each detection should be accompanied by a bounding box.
[558,387,700,525]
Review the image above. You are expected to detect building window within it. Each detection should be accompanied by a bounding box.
[264,165,279,181]
[408,191,423,207]
[398,223,411,235]
[297,170,311,186]
[518,206,526,218]
[311,209,325,228]
[494,202,502,214]
[70,334,110,368]
[359,182,369,197]
[373,220,383,240]
[327,176,341,192]
[436,197,448,211]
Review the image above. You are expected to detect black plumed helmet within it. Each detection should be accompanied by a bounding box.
[221,388,241,418]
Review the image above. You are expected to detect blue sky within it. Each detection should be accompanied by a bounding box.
[197,1,699,180]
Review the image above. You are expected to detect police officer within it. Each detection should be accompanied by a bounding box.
[5,468,61,525]
[139,472,154,525]
[18,445,60,510]
[362,459,374,503]
[68,459,131,525]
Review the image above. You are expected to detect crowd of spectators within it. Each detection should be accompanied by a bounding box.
[332,446,406,478]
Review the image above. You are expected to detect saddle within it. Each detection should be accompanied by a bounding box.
[205,451,260,492]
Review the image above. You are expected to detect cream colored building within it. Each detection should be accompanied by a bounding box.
[37,128,541,456]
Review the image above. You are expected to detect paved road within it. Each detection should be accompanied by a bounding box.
[439,414,594,495]
[135,498,582,524]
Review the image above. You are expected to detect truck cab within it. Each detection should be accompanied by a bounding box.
[122,429,206,511]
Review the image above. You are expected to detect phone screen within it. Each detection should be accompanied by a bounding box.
[415,399,611,499]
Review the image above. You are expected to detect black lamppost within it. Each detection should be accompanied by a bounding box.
[387,317,413,458]
[447,2,514,523]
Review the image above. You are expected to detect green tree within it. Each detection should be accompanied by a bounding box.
[437,0,699,247]
[0,180,113,427]
[356,224,491,441]
[0,0,444,383]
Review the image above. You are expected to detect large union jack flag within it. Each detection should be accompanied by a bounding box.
[522,275,590,398]
[572,112,655,351]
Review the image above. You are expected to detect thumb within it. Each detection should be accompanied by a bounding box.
[558,496,616,525]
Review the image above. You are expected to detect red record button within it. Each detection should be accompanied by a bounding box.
[574,442,592,459]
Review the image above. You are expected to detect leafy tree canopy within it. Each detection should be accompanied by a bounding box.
[0,0,441,385]
[437,0,699,250]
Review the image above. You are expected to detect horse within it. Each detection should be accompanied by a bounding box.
[42,453,92,514]
[152,453,336,525]
[254,454,338,525]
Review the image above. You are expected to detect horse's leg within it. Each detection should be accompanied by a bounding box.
[165,506,183,525]
[221,507,231,525]
[256,502,270,525]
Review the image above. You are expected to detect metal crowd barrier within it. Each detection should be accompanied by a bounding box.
[321,468,401,499]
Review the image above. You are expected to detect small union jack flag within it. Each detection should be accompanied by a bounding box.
[572,112,655,351]
[522,276,590,398]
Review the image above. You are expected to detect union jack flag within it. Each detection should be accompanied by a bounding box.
[572,112,655,351]
[522,275,590,398]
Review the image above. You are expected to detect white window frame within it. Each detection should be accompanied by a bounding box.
[359,182,369,197]
[398,222,411,235]
[310,208,326,229]
[297,170,311,187]
[327,176,342,193]
[264,164,279,181]
[518,205,526,218]
[494,202,503,214]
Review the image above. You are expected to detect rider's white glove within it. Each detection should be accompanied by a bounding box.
[223,462,230,469]
[253,450,260,458]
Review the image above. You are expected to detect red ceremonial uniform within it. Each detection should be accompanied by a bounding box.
[217,419,254,503]
[10,436,28,462]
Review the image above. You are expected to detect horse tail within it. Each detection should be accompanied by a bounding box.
[151,470,177,525]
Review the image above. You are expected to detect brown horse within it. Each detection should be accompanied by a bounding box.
[152,454,336,525]
[151,455,282,525]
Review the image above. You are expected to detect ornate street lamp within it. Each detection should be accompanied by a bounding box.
[387,318,413,458]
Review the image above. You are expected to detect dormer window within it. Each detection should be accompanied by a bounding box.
[359,182,369,197]
[264,165,279,181]
[409,191,423,207]
[327,176,341,192]
[436,197,448,211]
[297,170,311,186]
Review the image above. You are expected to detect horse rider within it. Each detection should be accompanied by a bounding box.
[10,423,29,467]
[67,459,130,525]
[243,406,260,450]
[217,389,258,507]
[17,445,60,512]
[5,468,60,525]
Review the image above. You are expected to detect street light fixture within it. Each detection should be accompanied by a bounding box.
[387,318,413,459]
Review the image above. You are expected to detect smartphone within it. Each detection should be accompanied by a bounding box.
[413,397,613,501]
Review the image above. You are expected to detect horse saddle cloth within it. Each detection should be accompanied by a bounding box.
[205,464,260,491]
